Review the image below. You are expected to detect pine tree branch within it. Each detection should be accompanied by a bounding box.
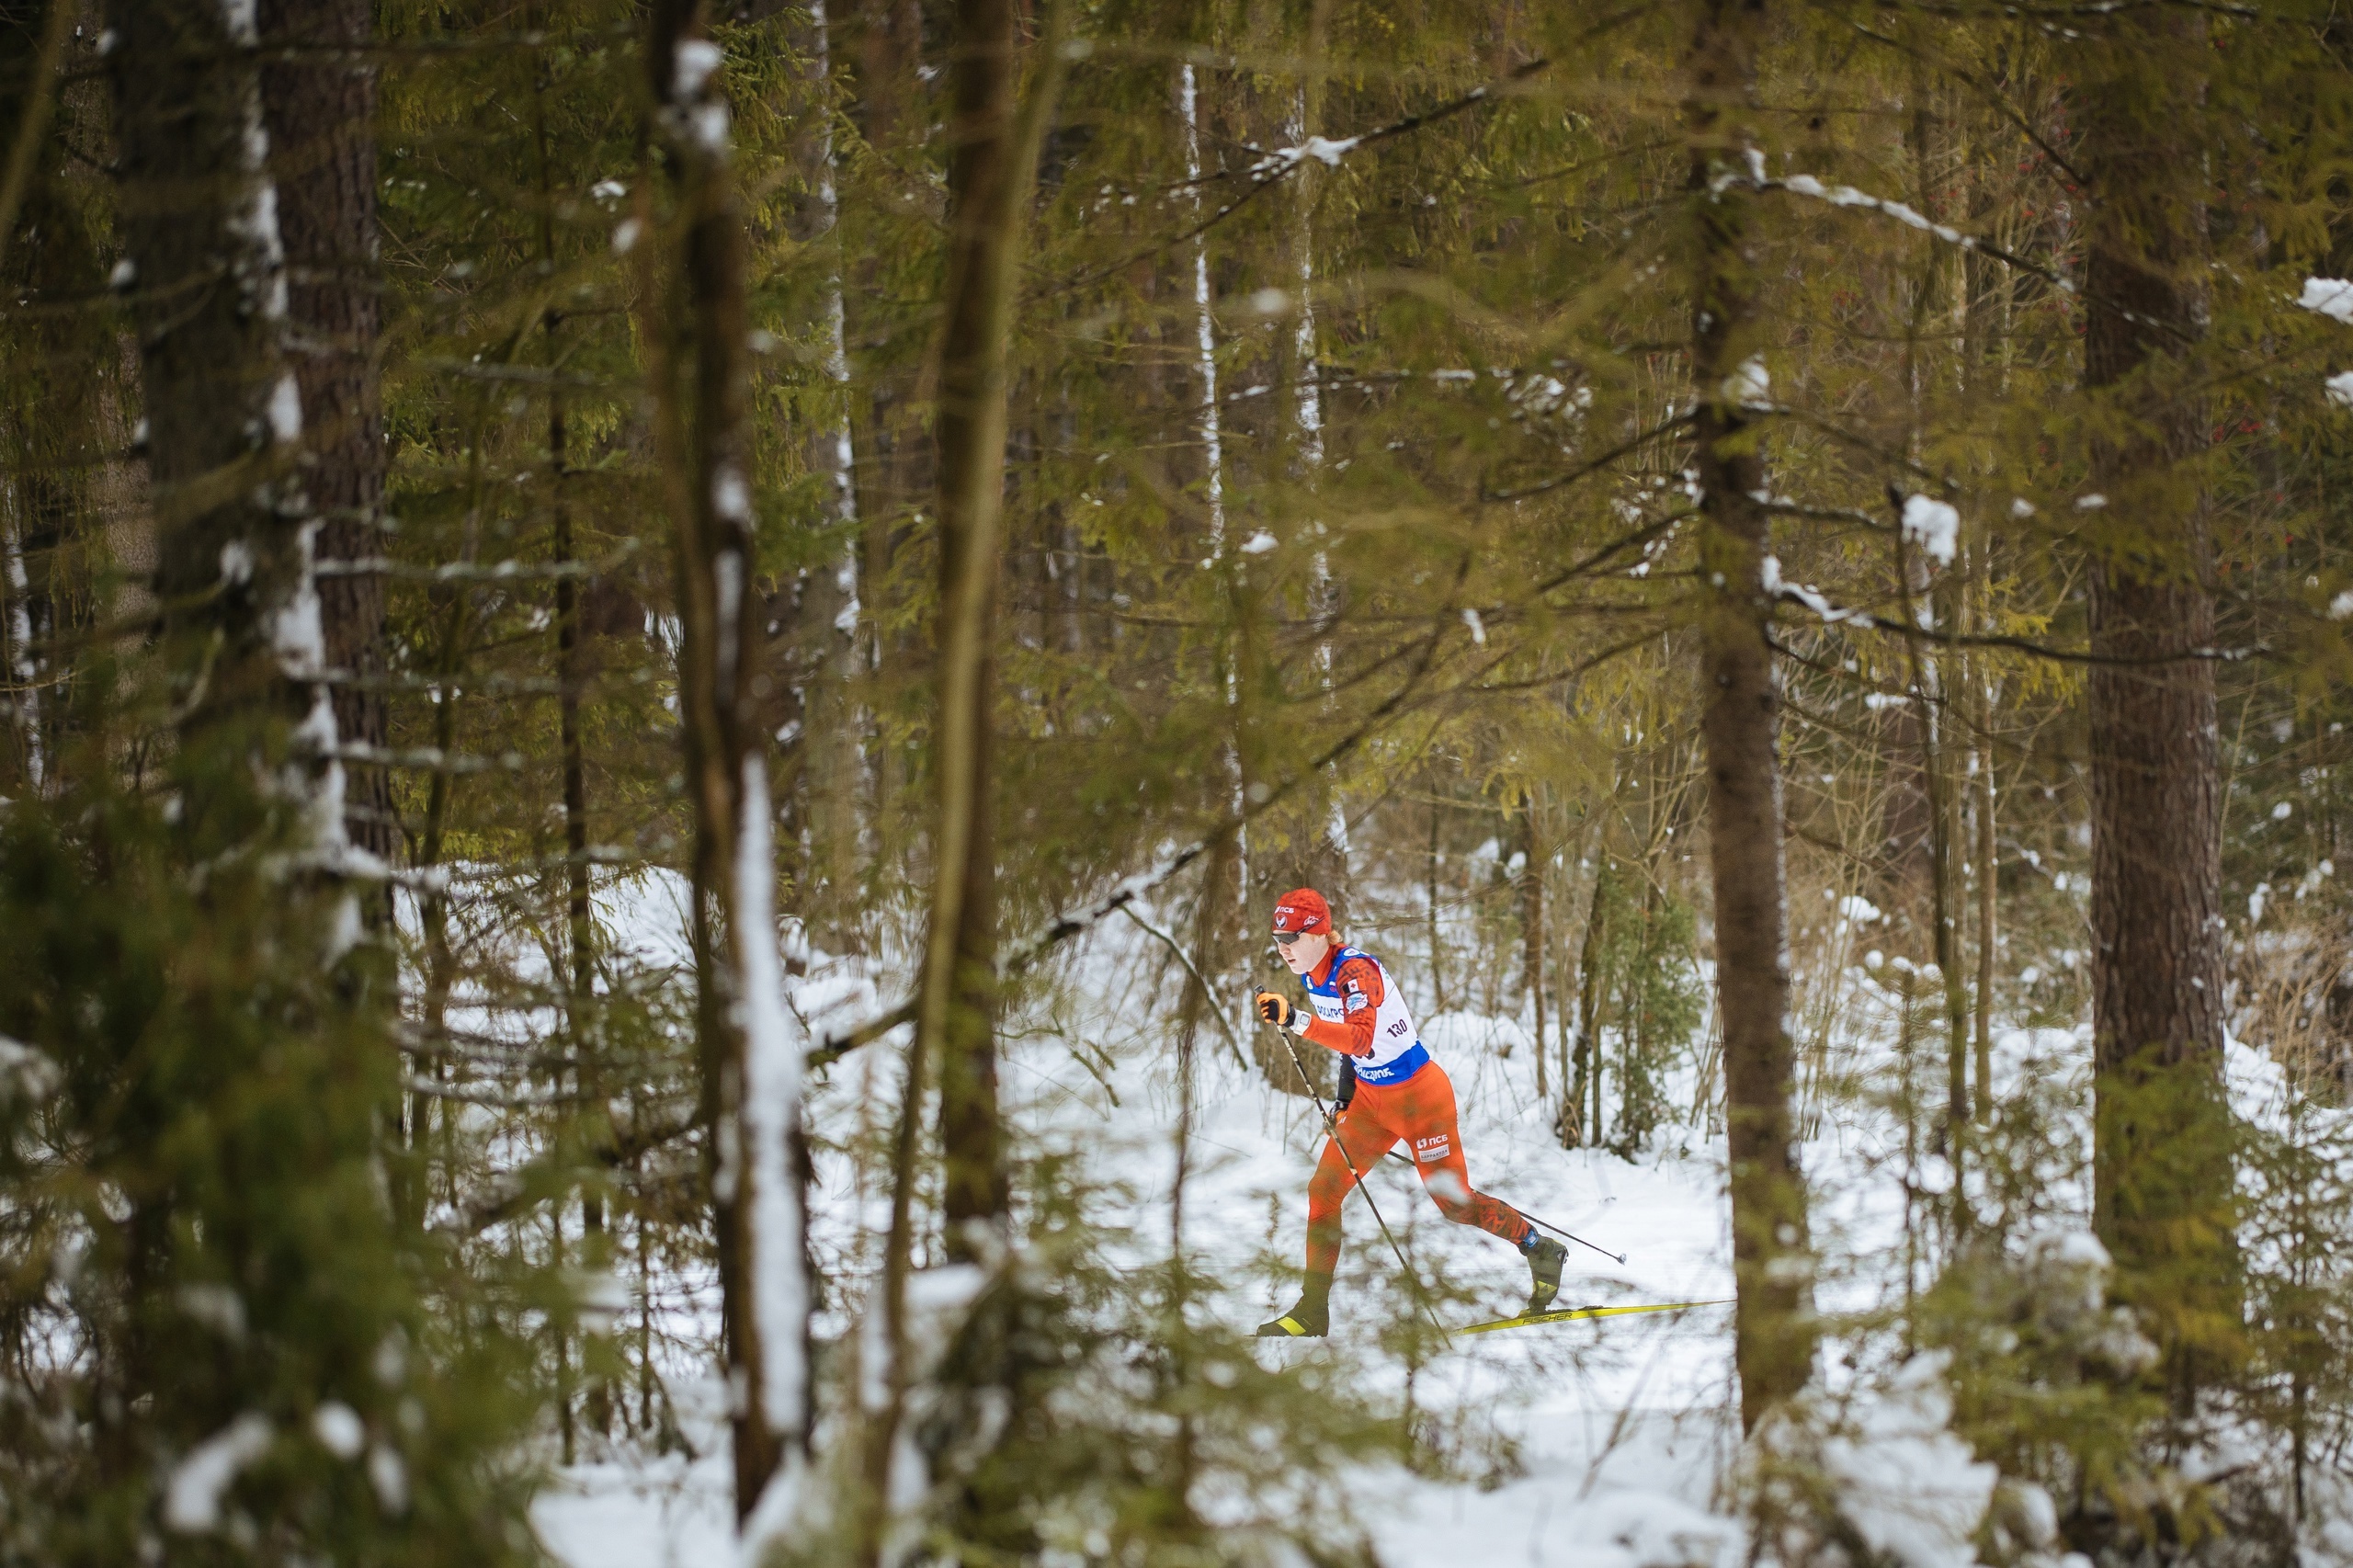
[1480,411,1698,504]
[1752,166,2197,349]
[313,542,640,581]
[437,1103,699,1236]
[1838,19,2086,187]
[1037,22,1660,300]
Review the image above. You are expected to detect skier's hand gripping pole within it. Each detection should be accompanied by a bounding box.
[1254,990,1302,1031]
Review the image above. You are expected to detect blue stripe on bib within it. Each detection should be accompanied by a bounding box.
[1352,1040,1428,1085]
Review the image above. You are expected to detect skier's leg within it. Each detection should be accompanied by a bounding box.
[1304,1096,1403,1275]
[1396,1062,1530,1242]
[1264,1093,1400,1336]
[1397,1062,1571,1312]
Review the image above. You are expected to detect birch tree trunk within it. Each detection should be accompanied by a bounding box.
[642,0,810,1520]
[796,0,869,955]
[1682,0,1813,1432]
[2074,16,2234,1406]
[257,0,392,880]
[106,0,351,1499]
[110,0,340,847]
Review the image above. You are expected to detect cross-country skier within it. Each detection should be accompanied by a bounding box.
[1252,887,1568,1337]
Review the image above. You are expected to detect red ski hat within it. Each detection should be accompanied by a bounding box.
[1271,888,1331,936]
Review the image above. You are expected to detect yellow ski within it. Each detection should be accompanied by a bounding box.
[1460,1299,1733,1335]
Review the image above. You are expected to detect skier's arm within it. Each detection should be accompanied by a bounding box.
[1295,956,1381,1058]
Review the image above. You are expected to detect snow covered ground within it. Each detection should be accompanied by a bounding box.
[525,881,2159,1566]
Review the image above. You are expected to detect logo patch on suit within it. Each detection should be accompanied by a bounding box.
[1413,1134,1451,1162]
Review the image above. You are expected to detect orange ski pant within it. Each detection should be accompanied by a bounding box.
[1304,1060,1529,1276]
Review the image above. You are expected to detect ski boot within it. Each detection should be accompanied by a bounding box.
[1256,1271,1331,1338]
[1521,1232,1569,1315]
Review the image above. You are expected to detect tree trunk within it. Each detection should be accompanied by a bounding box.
[2074,15,2234,1406]
[857,0,1061,1555]
[1427,791,1446,1014]
[1683,0,1813,1434]
[642,0,809,1519]
[1960,113,2009,1126]
[796,0,868,955]
[110,0,338,839]
[1972,677,1995,1123]
[923,0,1035,1256]
[106,0,347,1506]
[841,0,927,831]
[1569,855,1608,1149]
[1895,522,1972,1196]
[530,13,607,1431]
[0,0,101,800]
[258,0,392,880]
[1521,798,1547,1097]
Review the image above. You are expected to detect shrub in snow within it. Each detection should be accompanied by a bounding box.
[2236,1089,2353,1554]
[1747,1351,1996,1568]
[0,771,547,1562]
[1914,1227,2180,1562]
[1573,865,1705,1154]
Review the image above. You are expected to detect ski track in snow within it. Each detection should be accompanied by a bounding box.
[527,876,2169,1565]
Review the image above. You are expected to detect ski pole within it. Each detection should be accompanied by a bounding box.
[1268,1019,1452,1349]
[1519,1210,1626,1265]
[1377,1151,1627,1264]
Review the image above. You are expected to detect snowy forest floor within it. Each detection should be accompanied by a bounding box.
[516,881,2281,1567]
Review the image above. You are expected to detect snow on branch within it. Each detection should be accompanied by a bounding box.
[1051,52,1560,299]
[327,743,527,776]
[1761,533,2263,664]
[1762,556,1879,630]
[1245,134,1360,179]
[1899,494,1960,567]
[1774,170,1982,251]
[403,1075,581,1108]
[163,1415,274,1534]
[2295,282,2353,406]
[2300,277,2353,324]
[313,541,640,582]
[1744,161,2215,351]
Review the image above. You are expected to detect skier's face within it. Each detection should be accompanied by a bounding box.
[1275,928,1331,974]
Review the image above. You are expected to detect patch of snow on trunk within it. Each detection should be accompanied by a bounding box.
[734,751,807,1438]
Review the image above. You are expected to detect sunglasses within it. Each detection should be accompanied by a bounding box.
[1273,930,1311,946]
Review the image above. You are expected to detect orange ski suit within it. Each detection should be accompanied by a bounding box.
[1293,949,1530,1276]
